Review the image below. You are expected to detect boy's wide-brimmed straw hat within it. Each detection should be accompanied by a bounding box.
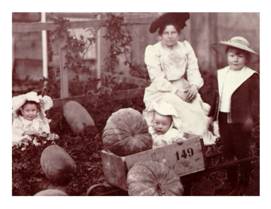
[212,36,259,63]
[149,13,190,33]
[12,91,53,117]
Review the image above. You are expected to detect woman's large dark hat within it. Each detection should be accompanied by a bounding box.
[149,13,190,33]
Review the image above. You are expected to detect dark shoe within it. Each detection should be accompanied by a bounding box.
[228,186,241,196]
[228,185,248,196]
[215,182,235,195]
[238,184,248,196]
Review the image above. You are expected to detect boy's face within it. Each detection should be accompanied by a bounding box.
[20,103,39,121]
[153,112,172,135]
[227,47,247,70]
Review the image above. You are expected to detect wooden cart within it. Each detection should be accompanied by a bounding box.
[87,134,258,195]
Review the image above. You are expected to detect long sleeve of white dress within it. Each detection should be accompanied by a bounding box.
[183,41,204,89]
[12,118,25,145]
[144,44,178,94]
[144,41,203,90]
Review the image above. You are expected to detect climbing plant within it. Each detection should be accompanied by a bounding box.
[48,16,95,73]
[103,13,132,72]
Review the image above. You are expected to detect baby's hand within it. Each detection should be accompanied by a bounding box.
[23,130,39,136]
[47,133,59,141]
[18,136,32,147]
[174,137,187,145]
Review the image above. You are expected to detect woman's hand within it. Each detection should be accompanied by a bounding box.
[185,85,198,103]
[176,89,187,101]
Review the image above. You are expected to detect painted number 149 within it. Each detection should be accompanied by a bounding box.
[176,148,194,160]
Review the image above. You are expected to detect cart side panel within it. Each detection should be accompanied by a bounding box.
[101,150,127,190]
[125,136,205,176]
[101,136,205,191]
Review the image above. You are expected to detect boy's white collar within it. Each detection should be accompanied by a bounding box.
[218,66,256,95]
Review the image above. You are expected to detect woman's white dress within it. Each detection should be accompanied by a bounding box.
[143,40,215,145]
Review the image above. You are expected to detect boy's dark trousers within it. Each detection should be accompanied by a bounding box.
[218,112,251,188]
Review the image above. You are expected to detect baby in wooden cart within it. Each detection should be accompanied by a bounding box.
[148,102,186,148]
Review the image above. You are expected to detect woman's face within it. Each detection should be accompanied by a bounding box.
[160,25,180,48]
[227,47,247,70]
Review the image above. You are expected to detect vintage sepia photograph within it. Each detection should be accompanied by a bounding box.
[11,12,259,197]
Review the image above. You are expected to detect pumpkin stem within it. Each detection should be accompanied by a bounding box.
[156,183,165,196]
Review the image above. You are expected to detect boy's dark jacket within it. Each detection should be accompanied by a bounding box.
[209,68,259,128]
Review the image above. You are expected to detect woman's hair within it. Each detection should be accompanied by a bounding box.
[225,46,251,63]
[158,23,181,36]
[17,100,40,116]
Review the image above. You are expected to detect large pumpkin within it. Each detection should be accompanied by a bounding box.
[34,189,67,196]
[63,101,95,134]
[40,145,76,186]
[102,108,152,156]
[127,161,184,196]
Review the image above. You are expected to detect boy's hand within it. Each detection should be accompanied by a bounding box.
[208,117,214,127]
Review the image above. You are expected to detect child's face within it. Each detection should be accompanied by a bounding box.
[20,103,39,121]
[153,112,172,135]
[227,47,247,70]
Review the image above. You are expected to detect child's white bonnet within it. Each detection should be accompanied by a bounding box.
[12,91,53,117]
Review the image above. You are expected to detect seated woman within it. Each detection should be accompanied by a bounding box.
[143,13,215,145]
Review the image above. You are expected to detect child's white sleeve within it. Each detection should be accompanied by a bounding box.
[184,41,204,89]
[12,118,24,145]
[40,118,51,134]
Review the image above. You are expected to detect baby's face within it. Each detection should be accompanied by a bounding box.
[20,103,39,121]
[153,113,172,135]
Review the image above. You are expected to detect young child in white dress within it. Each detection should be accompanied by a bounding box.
[12,91,56,146]
[149,102,185,148]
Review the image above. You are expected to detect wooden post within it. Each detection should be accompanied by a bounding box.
[41,13,48,79]
[208,13,218,71]
[58,35,69,98]
[59,48,69,98]
[96,14,102,88]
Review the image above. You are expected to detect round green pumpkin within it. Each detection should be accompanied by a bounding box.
[40,145,76,186]
[63,100,95,134]
[34,189,67,196]
[127,161,184,196]
[102,108,152,156]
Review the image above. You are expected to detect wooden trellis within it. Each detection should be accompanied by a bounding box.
[13,17,104,98]
[13,13,154,99]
